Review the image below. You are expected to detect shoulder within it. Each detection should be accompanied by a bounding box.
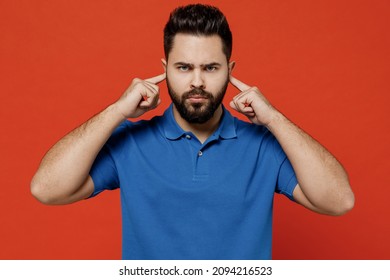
[233,116,271,140]
[106,115,164,146]
[115,114,164,133]
[232,115,286,162]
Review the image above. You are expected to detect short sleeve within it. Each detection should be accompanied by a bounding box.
[273,139,298,201]
[89,144,119,197]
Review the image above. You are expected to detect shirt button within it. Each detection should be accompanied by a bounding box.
[198,151,203,157]
[186,135,191,139]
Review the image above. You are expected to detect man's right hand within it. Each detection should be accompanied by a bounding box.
[115,73,166,119]
[31,72,166,205]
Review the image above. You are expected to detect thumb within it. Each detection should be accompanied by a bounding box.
[229,100,238,111]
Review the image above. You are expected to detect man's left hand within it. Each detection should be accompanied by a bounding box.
[229,75,279,127]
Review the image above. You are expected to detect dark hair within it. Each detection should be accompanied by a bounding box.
[163,4,232,60]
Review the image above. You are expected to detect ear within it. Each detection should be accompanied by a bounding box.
[228,61,236,75]
[161,58,167,72]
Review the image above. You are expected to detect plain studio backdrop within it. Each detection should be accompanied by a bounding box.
[0,0,389,259]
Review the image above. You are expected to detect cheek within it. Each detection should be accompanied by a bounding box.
[167,69,188,92]
[206,72,229,91]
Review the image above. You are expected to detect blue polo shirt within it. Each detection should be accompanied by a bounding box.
[90,104,298,260]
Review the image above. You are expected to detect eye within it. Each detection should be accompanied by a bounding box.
[178,65,189,72]
[205,66,217,72]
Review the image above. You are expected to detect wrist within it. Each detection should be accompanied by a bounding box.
[264,110,285,132]
[108,102,128,123]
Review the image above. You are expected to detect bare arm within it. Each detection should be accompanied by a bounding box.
[31,74,166,205]
[265,112,354,215]
[230,75,354,216]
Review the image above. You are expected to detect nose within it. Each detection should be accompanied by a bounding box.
[190,69,205,89]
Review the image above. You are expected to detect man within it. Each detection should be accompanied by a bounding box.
[31,4,354,259]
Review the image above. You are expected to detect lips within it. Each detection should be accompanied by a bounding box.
[188,94,207,99]
[187,95,208,103]
[183,89,212,104]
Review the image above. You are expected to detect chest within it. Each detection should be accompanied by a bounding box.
[115,136,279,209]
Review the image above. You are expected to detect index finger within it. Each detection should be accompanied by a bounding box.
[145,73,166,84]
[230,75,251,91]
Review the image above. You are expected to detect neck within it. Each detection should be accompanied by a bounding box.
[172,105,223,144]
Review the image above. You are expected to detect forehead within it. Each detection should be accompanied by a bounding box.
[169,33,226,64]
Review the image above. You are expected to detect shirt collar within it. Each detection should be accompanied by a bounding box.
[162,104,237,141]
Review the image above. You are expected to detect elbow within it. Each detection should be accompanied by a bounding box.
[30,177,56,205]
[342,191,355,214]
[329,188,355,216]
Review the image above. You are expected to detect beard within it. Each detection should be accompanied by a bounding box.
[166,77,229,124]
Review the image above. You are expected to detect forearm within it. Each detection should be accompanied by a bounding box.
[31,74,165,205]
[229,75,354,215]
[31,103,125,204]
[267,111,354,215]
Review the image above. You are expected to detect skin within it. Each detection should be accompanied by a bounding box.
[30,74,165,204]
[229,77,354,215]
[162,34,234,142]
[31,33,354,216]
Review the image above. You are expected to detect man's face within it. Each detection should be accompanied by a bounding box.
[163,34,232,124]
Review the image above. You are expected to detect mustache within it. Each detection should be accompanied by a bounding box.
[183,88,213,99]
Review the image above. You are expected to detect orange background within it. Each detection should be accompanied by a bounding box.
[1,0,389,259]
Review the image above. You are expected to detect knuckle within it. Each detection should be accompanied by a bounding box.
[132,78,141,84]
[133,82,146,91]
[251,86,261,94]
[149,85,159,93]
[234,100,242,111]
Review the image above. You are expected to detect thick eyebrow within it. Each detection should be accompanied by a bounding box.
[173,62,222,68]
[173,62,194,67]
[202,62,222,68]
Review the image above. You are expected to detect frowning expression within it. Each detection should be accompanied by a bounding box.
[163,34,233,123]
